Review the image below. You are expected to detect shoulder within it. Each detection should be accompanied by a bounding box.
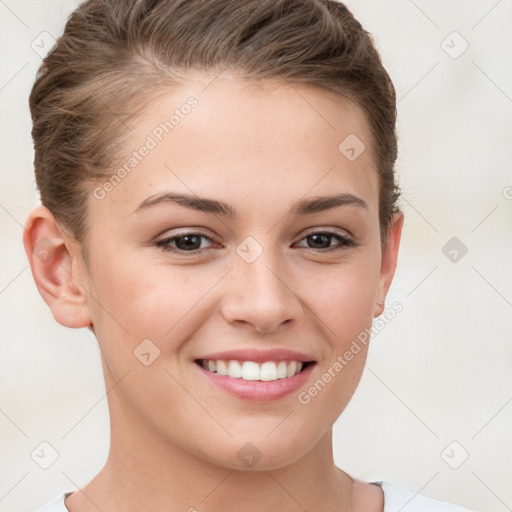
[373,480,476,512]
[34,492,72,512]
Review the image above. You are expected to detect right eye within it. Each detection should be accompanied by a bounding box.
[155,232,217,254]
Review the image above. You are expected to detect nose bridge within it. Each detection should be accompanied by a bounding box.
[221,239,302,332]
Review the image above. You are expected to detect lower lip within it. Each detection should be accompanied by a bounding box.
[194,362,315,402]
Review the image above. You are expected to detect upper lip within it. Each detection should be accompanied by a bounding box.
[196,348,316,363]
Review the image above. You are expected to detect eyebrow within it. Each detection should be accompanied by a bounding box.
[134,192,368,216]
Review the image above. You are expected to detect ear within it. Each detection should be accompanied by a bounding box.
[374,211,404,317]
[23,205,93,329]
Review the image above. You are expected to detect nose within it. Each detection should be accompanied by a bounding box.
[220,249,303,334]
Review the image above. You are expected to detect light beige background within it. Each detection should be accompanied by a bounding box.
[1,1,511,511]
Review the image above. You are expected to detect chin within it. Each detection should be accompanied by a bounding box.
[194,431,314,472]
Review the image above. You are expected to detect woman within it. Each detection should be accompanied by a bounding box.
[24,0,474,510]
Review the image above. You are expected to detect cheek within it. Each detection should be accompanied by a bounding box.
[296,267,377,422]
[302,256,378,401]
[308,256,380,341]
[86,250,220,357]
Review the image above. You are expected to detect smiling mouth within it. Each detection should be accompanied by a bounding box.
[194,358,315,382]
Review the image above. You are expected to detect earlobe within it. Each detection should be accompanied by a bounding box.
[23,206,93,329]
[374,211,404,317]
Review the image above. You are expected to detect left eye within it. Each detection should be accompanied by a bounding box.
[294,231,355,251]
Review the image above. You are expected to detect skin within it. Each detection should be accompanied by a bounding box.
[24,74,403,512]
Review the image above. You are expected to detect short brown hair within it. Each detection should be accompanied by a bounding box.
[29,0,401,247]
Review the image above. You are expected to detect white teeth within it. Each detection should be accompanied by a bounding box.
[200,359,307,381]
[227,360,242,378]
[287,361,297,378]
[216,360,228,376]
[260,361,278,381]
[276,361,288,379]
[241,361,260,380]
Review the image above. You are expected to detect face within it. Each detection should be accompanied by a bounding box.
[56,75,402,470]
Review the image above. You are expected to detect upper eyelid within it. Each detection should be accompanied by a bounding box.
[158,227,351,239]
[299,227,354,240]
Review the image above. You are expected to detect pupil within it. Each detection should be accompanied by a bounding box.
[308,234,330,248]
[176,235,201,250]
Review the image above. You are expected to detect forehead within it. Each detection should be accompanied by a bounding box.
[91,74,378,219]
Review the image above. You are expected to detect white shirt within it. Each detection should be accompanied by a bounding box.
[35,481,475,511]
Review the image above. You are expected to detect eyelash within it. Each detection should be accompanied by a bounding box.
[155,229,356,255]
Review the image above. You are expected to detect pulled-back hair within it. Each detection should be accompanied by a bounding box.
[29,0,400,246]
